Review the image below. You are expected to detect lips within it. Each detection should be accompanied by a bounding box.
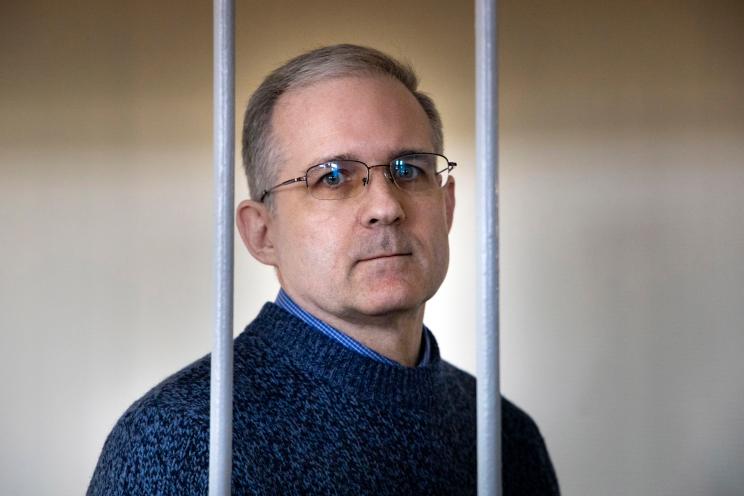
[353,233,414,264]
[358,252,412,262]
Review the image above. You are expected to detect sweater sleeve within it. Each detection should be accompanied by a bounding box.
[87,403,209,496]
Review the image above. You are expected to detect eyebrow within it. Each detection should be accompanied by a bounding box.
[307,149,433,169]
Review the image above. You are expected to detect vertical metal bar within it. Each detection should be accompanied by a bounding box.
[476,0,501,495]
[209,0,234,494]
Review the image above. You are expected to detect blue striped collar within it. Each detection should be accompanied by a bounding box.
[275,289,431,368]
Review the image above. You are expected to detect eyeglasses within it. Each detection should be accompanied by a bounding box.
[260,152,456,202]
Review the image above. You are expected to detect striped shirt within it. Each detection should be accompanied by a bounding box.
[275,289,431,367]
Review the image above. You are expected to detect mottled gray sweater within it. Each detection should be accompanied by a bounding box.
[89,303,559,495]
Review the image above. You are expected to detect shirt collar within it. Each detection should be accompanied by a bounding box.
[275,288,431,367]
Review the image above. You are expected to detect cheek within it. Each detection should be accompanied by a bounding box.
[429,226,451,269]
[411,204,451,258]
[282,218,348,279]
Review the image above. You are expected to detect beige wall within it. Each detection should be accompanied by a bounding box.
[2,1,742,494]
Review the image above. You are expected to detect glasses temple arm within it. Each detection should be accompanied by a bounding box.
[260,176,307,202]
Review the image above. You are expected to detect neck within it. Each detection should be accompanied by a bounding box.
[331,308,425,367]
[284,289,426,367]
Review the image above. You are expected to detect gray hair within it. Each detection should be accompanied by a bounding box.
[241,44,444,202]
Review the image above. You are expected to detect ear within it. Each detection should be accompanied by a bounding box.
[236,199,278,267]
[444,176,456,232]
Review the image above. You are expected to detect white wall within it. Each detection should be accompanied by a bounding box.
[1,1,742,494]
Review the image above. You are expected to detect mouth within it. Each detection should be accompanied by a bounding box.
[358,252,413,263]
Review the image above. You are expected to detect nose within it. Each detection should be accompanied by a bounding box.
[359,165,406,227]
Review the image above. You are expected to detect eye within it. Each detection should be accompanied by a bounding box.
[321,168,345,187]
[308,162,356,190]
[391,160,423,182]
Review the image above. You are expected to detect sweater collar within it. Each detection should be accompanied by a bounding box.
[239,303,443,408]
[274,288,432,368]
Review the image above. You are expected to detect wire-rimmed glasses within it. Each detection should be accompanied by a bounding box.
[259,152,456,202]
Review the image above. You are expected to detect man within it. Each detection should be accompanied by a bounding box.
[89,44,559,495]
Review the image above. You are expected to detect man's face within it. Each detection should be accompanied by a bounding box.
[259,75,454,324]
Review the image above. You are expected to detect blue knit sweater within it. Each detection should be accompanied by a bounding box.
[88,303,559,495]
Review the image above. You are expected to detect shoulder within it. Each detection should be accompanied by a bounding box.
[88,357,212,495]
[88,311,278,495]
[432,362,560,493]
[437,359,476,391]
[501,396,544,441]
[501,397,561,495]
[433,364,548,446]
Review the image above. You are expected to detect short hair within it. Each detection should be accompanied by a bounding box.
[241,44,444,203]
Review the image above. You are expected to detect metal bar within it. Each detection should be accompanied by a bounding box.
[209,0,235,494]
[475,0,501,494]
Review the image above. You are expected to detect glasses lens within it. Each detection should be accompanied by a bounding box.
[306,161,366,200]
[390,154,449,192]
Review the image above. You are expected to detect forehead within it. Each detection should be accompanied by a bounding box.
[270,75,434,172]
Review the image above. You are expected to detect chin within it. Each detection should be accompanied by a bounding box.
[355,282,434,317]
